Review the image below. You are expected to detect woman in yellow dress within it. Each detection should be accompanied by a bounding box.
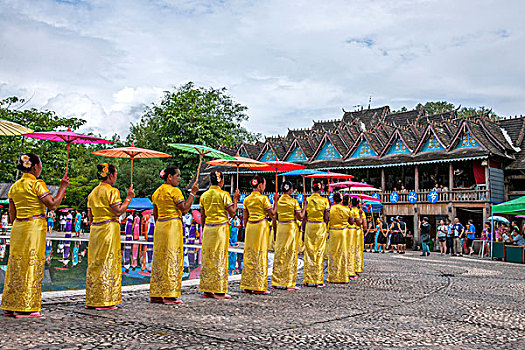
[327,193,354,283]
[302,180,330,288]
[199,170,239,299]
[349,197,366,277]
[240,175,277,294]
[1,153,68,318]
[271,181,305,290]
[86,163,134,310]
[149,165,198,305]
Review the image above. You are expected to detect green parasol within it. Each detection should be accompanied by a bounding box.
[169,143,236,183]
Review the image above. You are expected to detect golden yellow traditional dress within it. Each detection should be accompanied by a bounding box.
[199,185,233,294]
[1,174,50,312]
[303,193,330,285]
[350,207,366,274]
[86,182,123,307]
[240,191,272,291]
[271,194,301,288]
[150,184,185,298]
[327,204,350,283]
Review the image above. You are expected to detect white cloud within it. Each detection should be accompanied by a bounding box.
[0,0,524,138]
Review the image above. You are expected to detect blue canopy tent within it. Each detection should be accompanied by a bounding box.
[127,198,153,210]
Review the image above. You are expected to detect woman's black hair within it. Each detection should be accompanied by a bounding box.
[96,163,117,180]
[251,175,265,188]
[210,170,224,186]
[342,195,349,206]
[312,180,323,192]
[351,197,359,207]
[160,165,179,181]
[17,153,41,173]
[281,180,293,192]
[333,192,343,203]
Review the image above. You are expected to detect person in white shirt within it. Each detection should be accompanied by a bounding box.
[1,212,9,233]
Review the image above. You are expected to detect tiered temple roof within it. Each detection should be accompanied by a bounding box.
[216,106,525,174]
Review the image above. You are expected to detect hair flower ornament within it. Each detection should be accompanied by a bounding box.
[215,171,221,183]
[21,155,32,169]
[251,178,258,186]
[99,163,109,178]
[160,169,166,178]
[283,184,290,191]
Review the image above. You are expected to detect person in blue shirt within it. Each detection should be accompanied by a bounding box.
[466,219,476,255]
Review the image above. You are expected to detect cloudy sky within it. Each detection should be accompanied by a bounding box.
[1,0,524,137]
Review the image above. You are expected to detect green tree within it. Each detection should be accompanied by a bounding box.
[62,175,99,210]
[128,82,260,187]
[392,101,499,121]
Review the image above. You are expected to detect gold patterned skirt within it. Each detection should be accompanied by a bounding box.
[149,218,183,298]
[240,220,269,291]
[327,227,349,283]
[271,221,299,287]
[347,226,357,277]
[1,216,46,312]
[356,229,364,273]
[199,222,230,293]
[86,221,122,307]
[303,221,327,285]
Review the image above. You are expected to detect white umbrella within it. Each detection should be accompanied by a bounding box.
[487,216,510,224]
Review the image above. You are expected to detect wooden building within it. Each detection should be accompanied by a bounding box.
[200,106,525,245]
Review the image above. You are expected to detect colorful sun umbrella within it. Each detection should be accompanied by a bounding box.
[207,154,268,190]
[169,143,236,185]
[305,172,354,179]
[329,181,373,192]
[92,142,171,183]
[281,169,333,194]
[246,160,306,193]
[0,119,33,136]
[348,193,381,202]
[24,126,112,174]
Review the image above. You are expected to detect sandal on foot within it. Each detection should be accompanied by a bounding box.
[14,312,44,318]
[253,290,270,295]
[3,310,14,317]
[202,293,215,298]
[213,294,231,299]
[316,284,326,288]
[286,286,301,291]
[95,306,118,311]
[242,290,253,294]
[164,299,183,305]
[149,298,164,304]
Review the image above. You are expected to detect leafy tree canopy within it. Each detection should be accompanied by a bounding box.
[392,101,499,120]
[127,82,260,190]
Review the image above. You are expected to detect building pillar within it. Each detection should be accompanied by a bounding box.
[485,164,491,221]
[414,165,419,192]
[449,163,454,189]
[381,168,385,191]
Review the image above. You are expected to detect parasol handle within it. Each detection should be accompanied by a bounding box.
[236,166,239,191]
[66,142,70,176]
[194,153,203,186]
[130,158,134,184]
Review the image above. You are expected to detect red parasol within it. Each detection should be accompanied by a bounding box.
[92,142,171,184]
[24,126,112,175]
[246,160,306,192]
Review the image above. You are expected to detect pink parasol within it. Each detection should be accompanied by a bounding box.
[192,209,202,225]
[24,127,112,174]
[329,181,373,191]
[246,160,306,192]
[305,172,354,179]
[347,193,381,202]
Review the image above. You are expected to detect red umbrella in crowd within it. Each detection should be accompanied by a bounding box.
[329,180,373,192]
[348,193,381,202]
[305,172,354,179]
[247,160,306,192]
[92,142,172,184]
[24,126,112,175]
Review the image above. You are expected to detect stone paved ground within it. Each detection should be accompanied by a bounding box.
[1,252,524,349]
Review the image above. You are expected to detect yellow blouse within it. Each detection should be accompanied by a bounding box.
[306,193,330,222]
[276,194,301,222]
[328,204,351,229]
[199,185,233,225]
[244,191,272,222]
[349,207,366,228]
[8,173,50,219]
[152,184,184,220]
[87,182,122,222]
